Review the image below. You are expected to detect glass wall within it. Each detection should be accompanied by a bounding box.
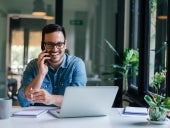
[9,17,46,71]
[6,0,56,71]
[128,0,169,106]
[63,0,118,77]
[148,0,168,95]
[0,0,55,97]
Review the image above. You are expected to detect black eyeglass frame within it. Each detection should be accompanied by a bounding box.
[44,41,66,49]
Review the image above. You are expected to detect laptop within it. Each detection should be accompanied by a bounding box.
[48,86,119,118]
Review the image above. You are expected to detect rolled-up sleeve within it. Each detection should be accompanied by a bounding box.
[17,60,38,107]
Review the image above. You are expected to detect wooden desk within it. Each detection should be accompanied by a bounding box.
[0,106,169,128]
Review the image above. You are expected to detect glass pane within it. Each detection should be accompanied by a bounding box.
[7,0,56,70]
[149,1,157,85]
[28,31,42,63]
[11,29,24,72]
[148,0,168,95]
[129,0,139,89]
[63,0,117,83]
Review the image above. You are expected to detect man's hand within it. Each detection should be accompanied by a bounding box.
[30,88,64,107]
[37,50,50,76]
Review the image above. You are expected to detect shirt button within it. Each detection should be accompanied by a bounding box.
[60,82,64,86]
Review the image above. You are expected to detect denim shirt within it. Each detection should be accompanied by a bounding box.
[17,53,87,107]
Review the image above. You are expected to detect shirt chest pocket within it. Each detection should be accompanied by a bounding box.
[54,78,72,95]
[57,68,73,87]
[58,78,72,87]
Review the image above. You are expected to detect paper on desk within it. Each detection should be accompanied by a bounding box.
[12,106,58,118]
[12,108,48,118]
[124,107,148,115]
[117,107,149,117]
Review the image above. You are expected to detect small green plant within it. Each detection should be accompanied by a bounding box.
[144,70,170,111]
[144,70,170,121]
[102,39,139,86]
[151,70,166,94]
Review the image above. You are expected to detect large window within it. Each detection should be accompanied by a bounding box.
[9,16,47,73]
[11,30,24,70]
[148,0,168,95]
[11,30,42,68]
[128,0,169,105]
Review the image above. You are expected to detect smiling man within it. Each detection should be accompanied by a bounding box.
[17,24,87,107]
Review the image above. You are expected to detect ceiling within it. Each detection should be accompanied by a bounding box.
[0,0,91,15]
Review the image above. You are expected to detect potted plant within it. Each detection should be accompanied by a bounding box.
[144,70,170,121]
[102,39,139,92]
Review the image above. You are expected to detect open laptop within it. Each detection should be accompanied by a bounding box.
[48,86,119,118]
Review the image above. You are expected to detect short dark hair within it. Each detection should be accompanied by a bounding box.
[41,24,66,50]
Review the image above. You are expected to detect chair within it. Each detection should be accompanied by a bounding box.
[8,78,18,100]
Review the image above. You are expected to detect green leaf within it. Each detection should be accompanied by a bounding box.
[124,49,139,66]
[162,97,170,109]
[144,95,157,107]
[153,94,162,104]
[104,39,121,58]
[103,39,139,83]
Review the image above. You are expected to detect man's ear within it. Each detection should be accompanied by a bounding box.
[41,41,45,51]
[64,40,67,49]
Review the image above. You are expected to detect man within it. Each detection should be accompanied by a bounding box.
[17,24,87,107]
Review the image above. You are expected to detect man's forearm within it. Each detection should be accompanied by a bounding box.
[24,73,46,96]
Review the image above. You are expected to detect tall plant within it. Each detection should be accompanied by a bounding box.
[102,39,139,91]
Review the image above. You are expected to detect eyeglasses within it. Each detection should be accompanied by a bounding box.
[44,41,65,49]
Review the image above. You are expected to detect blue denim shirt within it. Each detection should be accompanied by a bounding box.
[17,53,87,107]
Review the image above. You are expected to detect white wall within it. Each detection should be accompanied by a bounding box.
[62,0,118,76]
[85,0,118,75]
[63,10,75,55]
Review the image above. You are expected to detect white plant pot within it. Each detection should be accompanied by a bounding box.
[149,106,167,121]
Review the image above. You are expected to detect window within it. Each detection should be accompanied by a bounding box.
[9,16,47,73]
[128,0,139,91]
[128,0,169,105]
[11,30,24,70]
[28,31,42,63]
[148,0,168,95]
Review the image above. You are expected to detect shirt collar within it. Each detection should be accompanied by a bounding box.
[60,54,67,68]
[47,54,67,70]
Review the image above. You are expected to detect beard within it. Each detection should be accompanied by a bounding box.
[48,51,64,64]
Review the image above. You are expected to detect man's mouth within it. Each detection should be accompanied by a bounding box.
[50,52,59,56]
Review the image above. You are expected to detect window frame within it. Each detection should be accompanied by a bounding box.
[129,0,170,103]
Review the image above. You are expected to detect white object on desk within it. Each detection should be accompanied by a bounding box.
[117,108,149,117]
[12,107,48,118]
[123,107,148,115]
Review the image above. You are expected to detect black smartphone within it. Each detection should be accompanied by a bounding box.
[44,52,50,63]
